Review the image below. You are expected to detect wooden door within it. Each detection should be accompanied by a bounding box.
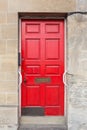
[21,20,64,116]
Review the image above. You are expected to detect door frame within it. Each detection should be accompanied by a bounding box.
[18,13,67,122]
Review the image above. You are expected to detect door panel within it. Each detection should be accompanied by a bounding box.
[21,20,64,116]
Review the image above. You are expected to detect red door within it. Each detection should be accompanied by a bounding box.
[21,20,64,116]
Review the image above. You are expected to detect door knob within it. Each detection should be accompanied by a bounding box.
[24,78,27,83]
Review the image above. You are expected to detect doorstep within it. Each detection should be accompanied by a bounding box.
[20,116,66,125]
[19,124,67,130]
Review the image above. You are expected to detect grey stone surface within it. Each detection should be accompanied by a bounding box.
[67,13,87,130]
[76,0,87,11]
[16,0,76,12]
[19,125,67,130]
[0,125,18,130]
[19,128,66,130]
[67,14,87,76]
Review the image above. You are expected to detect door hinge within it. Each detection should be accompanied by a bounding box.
[18,52,21,66]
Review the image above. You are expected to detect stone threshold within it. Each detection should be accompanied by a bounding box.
[20,116,66,125]
[19,124,67,130]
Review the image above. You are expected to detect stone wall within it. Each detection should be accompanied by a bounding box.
[67,13,87,130]
[0,0,87,130]
[0,0,18,130]
[67,1,87,130]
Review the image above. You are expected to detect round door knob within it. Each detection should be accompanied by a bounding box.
[24,78,27,83]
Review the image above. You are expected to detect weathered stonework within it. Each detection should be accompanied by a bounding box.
[0,125,18,130]
[8,0,76,12]
[67,14,87,130]
[0,107,18,124]
[0,0,18,129]
[76,0,87,11]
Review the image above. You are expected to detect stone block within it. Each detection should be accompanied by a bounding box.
[79,124,87,130]
[0,125,18,130]
[7,13,18,23]
[8,0,18,12]
[0,107,18,124]
[79,52,87,59]
[1,24,18,39]
[0,0,8,12]
[6,72,17,81]
[20,0,75,12]
[6,93,18,105]
[0,13,7,24]
[68,82,87,107]
[0,125,7,130]
[0,94,6,105]
[7,125,18,130]
[0,81,18,93]
[1,57,17,72]
[68,81,87,130]
[0,72,6,81]
[68,106,87,130]
[80,60,87,71]
[8,0,76,12]
[19,125,67,130]
[6,40,17,56]
[0,40,6,55]
[67,14,87,75]
[76,0,87,11]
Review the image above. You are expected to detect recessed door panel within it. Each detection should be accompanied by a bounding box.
[45,39,59,60]
[26,39,40,60]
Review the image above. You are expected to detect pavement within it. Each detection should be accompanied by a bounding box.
[19,124,67,130]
